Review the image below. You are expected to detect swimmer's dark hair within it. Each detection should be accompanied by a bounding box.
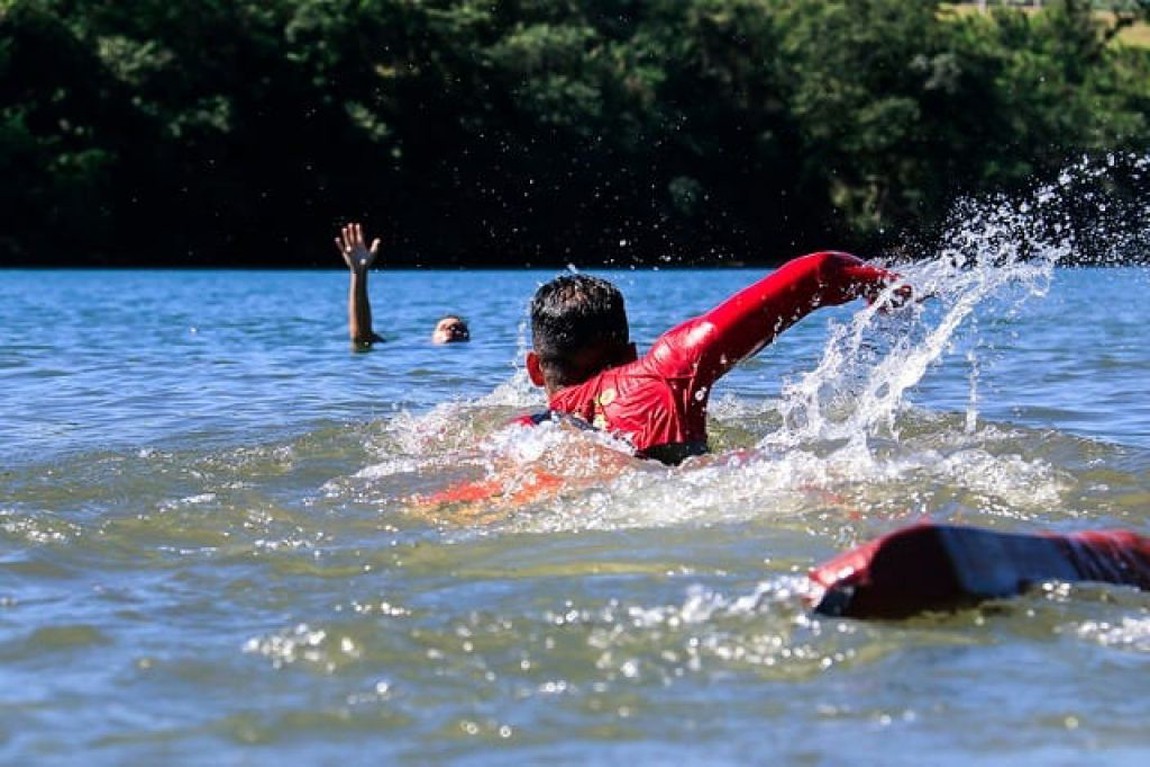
[530,274,630,387]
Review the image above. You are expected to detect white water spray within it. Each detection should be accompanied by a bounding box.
[765,154,1150,451]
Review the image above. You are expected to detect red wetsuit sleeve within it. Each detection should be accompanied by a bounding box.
[657,251,903,385]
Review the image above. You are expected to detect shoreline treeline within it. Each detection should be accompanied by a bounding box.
[3,0,1149,267]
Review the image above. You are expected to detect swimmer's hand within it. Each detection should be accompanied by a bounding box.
[864,279,916,313]
[335,222,381,271]
[827,255,915,312]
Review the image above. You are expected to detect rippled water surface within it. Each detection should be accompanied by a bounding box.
[3,184,1150,764]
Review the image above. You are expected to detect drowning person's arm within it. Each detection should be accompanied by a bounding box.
[335,222,385,350]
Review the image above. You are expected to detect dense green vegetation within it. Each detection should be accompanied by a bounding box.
[2,0,1148,267]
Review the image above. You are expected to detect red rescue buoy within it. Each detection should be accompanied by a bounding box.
[809,523,1150,619]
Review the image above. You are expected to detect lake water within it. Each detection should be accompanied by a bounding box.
[3,184,1150,765]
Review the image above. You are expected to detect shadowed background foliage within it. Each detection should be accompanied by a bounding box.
[2,0,1148,267]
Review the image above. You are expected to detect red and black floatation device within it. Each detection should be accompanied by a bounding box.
[809,522,1150,619]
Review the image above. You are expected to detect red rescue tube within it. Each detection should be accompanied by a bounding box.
[809,523,1150,619]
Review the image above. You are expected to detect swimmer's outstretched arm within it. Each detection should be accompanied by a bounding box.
[690,251,911,379]
[335,222,384,349]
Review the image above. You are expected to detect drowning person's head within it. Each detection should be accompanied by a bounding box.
[432,315,471,344]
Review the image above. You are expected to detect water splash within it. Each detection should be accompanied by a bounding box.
[764,155,1144,451]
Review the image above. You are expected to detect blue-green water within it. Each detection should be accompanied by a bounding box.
[3,194,1150,764]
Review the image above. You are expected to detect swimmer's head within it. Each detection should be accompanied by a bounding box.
[527,274,635,391]
[432,315,470,344]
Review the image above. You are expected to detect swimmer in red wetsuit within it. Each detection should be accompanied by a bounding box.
[525,252,911,464]
[415,250,911,514]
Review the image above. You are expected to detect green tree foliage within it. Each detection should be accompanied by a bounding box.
[1,1,125,260]
[2,0,1148,266]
